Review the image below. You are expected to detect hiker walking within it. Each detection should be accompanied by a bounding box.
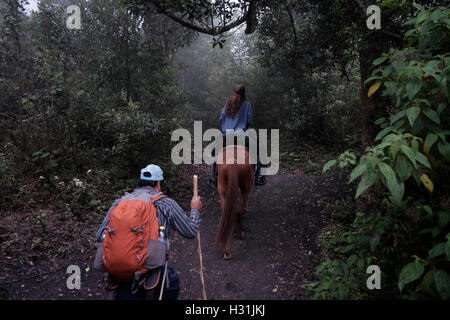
[94,164,202,300]
[210,84,266,186]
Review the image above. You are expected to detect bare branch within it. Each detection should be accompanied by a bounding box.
[148,0,253,36]
[285,2,298,44]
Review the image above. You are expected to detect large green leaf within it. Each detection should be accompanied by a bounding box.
[390,110,406,124]
[437,103,447,115]
[378,162,397,190]
[423,60,441,79]
[373,56,387,66]
[438,142,450,161]
[397,155,412,182]
[349,162,367,184]
[392,182,405,206]
[378,162,403,204]
[425,133,438,150]
[417,11,429,24]
[398,262,425,292]
[384,133,398,144]
[428,242,446,259]
[375,126,393,141]
[406,107,421,126]
[404,17,417,26]
[411,140,419,153]
[413,2,425,11]
[400,145,417,166]
[355,171,377,199]
[405,79,422,100]
[423,108,441,125]
[434,269,450,300]
[430,8,442,23]
[383,82,396,96]
[391,143,400,160]
[392,60,406,73]
[322,160,337,173]
[411,116,425,134]
[415,152,431,169]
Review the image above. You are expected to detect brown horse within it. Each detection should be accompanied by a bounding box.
[215,145,255,260]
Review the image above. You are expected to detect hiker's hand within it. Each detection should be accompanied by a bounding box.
[191,196,203,211]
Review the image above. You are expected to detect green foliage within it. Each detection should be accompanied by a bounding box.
[398,261,425,293]
[355,4,450,205]
[304,211,394,299]
[323,150,357,179]
[0,0,193,217]
[31,149,58,176]
[314,5,450,300]
[396,206,450,299]
[349,131,433,207]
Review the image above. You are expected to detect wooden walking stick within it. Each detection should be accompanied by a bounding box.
[193,175,207,300]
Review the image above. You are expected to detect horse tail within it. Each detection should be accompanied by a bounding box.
[215,164,239,251]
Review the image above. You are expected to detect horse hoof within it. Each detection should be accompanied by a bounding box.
[224,253,232,260]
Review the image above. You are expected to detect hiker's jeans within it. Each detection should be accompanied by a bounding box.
[114,267,180,300]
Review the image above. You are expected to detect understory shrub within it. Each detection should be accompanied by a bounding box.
[309,5,450,300]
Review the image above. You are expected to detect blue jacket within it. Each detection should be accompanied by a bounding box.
[220,101,253,136]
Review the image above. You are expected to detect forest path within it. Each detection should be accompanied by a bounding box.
[0,165,348,300]
[170,165,346,300]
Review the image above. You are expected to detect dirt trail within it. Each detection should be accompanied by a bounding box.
[170,166,345,300]
[0,166,347,300]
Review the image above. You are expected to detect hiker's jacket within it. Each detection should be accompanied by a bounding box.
[96,187,200,242]
[220,101,253,136]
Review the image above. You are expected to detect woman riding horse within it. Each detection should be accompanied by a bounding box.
[210,84,265,186]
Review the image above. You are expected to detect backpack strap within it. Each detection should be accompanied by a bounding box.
[151,193,167,203]
[149,192,171,299]
[150,193,169,233]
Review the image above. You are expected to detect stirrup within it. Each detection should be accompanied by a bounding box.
[255,176,266,186]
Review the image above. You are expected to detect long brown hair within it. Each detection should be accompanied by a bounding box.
[226,84,246,119]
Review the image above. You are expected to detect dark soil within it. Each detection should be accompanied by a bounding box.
[0,165,351,300]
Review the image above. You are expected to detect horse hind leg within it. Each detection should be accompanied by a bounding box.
[236,210,245,240]
[235,192,246,240]
[218,180,226,214]
[236,176,252,240]
[224,234,233,260]
[236,192,247,239]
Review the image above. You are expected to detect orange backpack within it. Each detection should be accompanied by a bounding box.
[101,192,167,282]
